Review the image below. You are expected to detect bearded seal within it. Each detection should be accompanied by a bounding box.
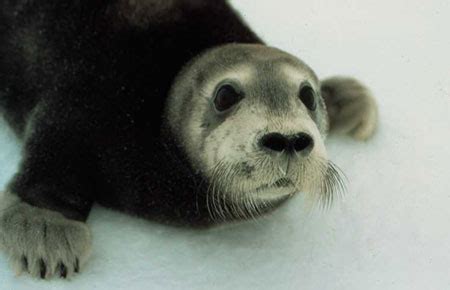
[0,0,377,279]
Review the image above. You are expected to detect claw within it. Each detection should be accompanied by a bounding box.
[58,262,67,278]
[74,258,79,273]
[39,259,46,279]
[21,256,28,272]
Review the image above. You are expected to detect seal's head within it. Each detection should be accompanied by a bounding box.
[166,44,345,221]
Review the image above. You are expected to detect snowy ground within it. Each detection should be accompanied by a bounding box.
[1,0,449,289]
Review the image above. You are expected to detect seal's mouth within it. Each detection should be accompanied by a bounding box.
[252,178,298,202]
[205,157,346,221]
[255,178,293,192]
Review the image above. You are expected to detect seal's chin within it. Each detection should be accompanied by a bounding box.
[251,178,298,203]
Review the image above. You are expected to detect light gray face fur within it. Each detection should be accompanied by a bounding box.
[166,44,345,220]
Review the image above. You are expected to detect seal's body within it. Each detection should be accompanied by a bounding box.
[0,0,378,279]
[0,0,262,225]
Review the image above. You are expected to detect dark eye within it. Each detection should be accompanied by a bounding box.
[213,84,242,112]
[299,84,317,111]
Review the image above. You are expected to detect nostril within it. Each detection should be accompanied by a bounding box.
[260,133,288,152]
[260,132,314,154]
[292,133,314,152]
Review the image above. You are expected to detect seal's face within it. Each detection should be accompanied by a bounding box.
[166,44,344,220]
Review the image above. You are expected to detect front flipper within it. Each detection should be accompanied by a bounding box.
[321,77,378,140]
[0,192,92,279]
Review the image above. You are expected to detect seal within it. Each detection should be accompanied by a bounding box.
[0,0,378,279]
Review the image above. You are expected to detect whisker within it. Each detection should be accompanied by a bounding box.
[205,150,347,222]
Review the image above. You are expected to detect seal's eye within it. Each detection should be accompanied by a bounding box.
[299,85,317,111]
[214,84,242,112]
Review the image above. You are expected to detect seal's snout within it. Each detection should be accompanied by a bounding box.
[259,132,314,155]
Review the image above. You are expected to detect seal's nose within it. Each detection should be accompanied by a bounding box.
[259,132,314,154]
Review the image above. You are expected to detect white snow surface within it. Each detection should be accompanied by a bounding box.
[0,0,449,289]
